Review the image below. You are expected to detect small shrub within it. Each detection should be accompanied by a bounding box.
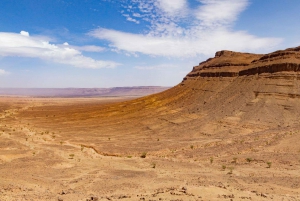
[210,157,214,164]
[266,162,272,168]
[127,156,132,158]
[190,145,194,149]
[69,154,75,159]
[246,158,253,163]
[228,167,234,174]
[151,162,156,168]
[232,157,237,164]
[222,165,226,171]
[140,152,147,158]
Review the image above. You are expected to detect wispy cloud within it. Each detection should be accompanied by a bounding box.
[135,63,177,70]
[195,0,249,26]
[156,0,188,16]
[0,31,120,68]
[62,43,106,52]
[0,69,9,75]
[122,13,140,24]
[90,0,282,57]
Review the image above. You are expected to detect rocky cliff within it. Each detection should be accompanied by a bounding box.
[185,46,300,78]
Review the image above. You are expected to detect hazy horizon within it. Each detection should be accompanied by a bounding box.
[0,86,171,97]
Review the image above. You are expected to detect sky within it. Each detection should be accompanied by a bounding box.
[0,0,299,88]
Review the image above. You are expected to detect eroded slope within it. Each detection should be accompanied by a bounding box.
[2,46,300,200]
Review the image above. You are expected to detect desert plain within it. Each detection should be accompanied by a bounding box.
[1,47,300,200]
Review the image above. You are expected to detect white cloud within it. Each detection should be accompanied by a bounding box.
[195,0,249,26]
[20,30,30,37]
[0,31,120,69]
[133,13,141,17]
[69,45,105,52]
[156,0,187,15]
[91,0,282,57]
[126,16,140,24]
[0,69,9,75]
[135,63,177,70]
[90,28,281,58]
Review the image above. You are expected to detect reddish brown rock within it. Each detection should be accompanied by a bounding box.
[185,46,300,79]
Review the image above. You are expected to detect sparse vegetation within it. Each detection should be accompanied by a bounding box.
[232,157,237,164]
[267,162,272,168]
[222,165,226,171]
[210,157,214,164]
[140,152,147,158]
[151,162,156,168]
[228,167,234,174]
[246,158,253,163]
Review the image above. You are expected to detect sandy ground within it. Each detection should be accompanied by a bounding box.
[0,96,300,201]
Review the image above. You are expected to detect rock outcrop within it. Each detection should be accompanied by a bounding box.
[185,46,300,79]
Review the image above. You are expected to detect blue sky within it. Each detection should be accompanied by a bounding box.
[0,0,299,88]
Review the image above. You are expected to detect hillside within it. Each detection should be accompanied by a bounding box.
[1,46,300,200]
[60,45,300,140]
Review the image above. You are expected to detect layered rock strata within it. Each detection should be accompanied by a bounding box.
[185,46,300,78]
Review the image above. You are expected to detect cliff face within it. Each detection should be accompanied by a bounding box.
[185,46,300,78]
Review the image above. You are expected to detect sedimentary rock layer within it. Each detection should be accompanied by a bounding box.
[185,46,300,78]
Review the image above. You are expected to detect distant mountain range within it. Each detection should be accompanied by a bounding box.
[0,87,170,97]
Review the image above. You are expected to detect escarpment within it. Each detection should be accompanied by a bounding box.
[15,45,300,158]
[185,46,300,79]
[21,46,300,140]
[142,45,300,132]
